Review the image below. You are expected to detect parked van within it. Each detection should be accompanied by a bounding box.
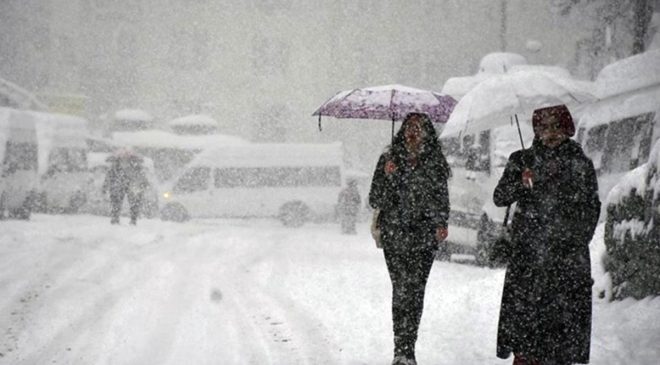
[440,122,535,263]
[0,107,39,219]
[576,49,660,208]
[34,112,91,213]
[467,50,660,266]
[160,143,345,226]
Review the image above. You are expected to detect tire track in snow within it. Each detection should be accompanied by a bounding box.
[215,231,341,364]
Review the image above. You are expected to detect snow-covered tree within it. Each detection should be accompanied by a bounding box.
[555,0,657,78]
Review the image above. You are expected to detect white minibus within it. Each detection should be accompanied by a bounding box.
[160,142,345,226]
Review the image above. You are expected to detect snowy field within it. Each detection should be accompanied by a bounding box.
[1,215,659,365]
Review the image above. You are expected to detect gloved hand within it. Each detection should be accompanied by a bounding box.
[435,226,448,242]
[522,168,534,189]
[384,160,397,175]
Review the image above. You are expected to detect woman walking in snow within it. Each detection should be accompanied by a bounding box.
[493,104,601,365]
[369,112,451,365]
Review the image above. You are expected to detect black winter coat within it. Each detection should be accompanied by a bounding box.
[369,145,450,249]
[493,139,600,364]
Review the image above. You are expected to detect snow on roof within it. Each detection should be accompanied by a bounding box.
[478,52,528,74]
[578,84,660,130]
[441,73,494,100]
[508,64,572,78]
[190,142,343,168]
[114,109,154,122]
[595,49,660,98]
[168,114,219,127]
[112,130,248,150]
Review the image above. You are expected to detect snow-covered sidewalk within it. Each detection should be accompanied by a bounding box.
[0,215,658,364]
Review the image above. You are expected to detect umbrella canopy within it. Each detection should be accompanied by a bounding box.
[440,70,596,139]
[313,84,457,126]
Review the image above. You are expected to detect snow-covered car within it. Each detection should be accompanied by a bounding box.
[603,139,660,300]
[81,152,159,218]
[33,111,91,214]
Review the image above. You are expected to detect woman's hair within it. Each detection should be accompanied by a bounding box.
[391,113,439,149]
[532,104,575,137]
[389,112,451,178]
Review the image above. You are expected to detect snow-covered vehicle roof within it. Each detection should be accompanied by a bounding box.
[477,52,527,74]
[578,50,660,131]
[112,130,248,150]
[168,114,219,128]
[595,49,660,99]
[441,73,493,100]
[114,109,154,123]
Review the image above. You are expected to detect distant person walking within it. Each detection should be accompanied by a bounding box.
[102,150,149,225]
[337,178,361,234]
[493,104,600,365]
[369,112,451,365]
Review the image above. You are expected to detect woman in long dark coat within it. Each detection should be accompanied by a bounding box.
[493,104,601,365]
[369,113,451,365]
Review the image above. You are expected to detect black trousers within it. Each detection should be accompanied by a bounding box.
[110,189,142,222]
[383,230,436,359]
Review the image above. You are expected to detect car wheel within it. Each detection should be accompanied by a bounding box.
[160,202,189,222]
[278,201,311,228]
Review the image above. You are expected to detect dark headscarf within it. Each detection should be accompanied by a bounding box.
[389,112,451,179]
[532,104,575,137]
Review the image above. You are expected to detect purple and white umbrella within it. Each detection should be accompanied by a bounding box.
[312,84,457,131]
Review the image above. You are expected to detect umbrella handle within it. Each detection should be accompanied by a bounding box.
[514,114,525,150]
[318,114,322,131]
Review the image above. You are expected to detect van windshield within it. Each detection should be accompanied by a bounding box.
[173,167,210,193]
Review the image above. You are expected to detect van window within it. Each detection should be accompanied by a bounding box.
[214,166,341,188]
[585,124,607,154]
[46,148,88,175]
[465,131,490,173]
[173,167,210,193]
[602,113,653,173]
[2,141,38,173]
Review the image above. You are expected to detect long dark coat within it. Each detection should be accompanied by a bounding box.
[369,144,450,246]
[493,139,600,364]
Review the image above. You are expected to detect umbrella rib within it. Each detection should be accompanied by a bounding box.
[312,88,360,116]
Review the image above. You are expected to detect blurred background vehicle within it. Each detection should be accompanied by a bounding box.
[33,111,90,214]
[0,107,39,219]
[160,142,345,226]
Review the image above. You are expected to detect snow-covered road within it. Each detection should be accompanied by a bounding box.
[1,215,658,364]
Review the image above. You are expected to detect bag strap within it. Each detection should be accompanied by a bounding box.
[502,205,511,227]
